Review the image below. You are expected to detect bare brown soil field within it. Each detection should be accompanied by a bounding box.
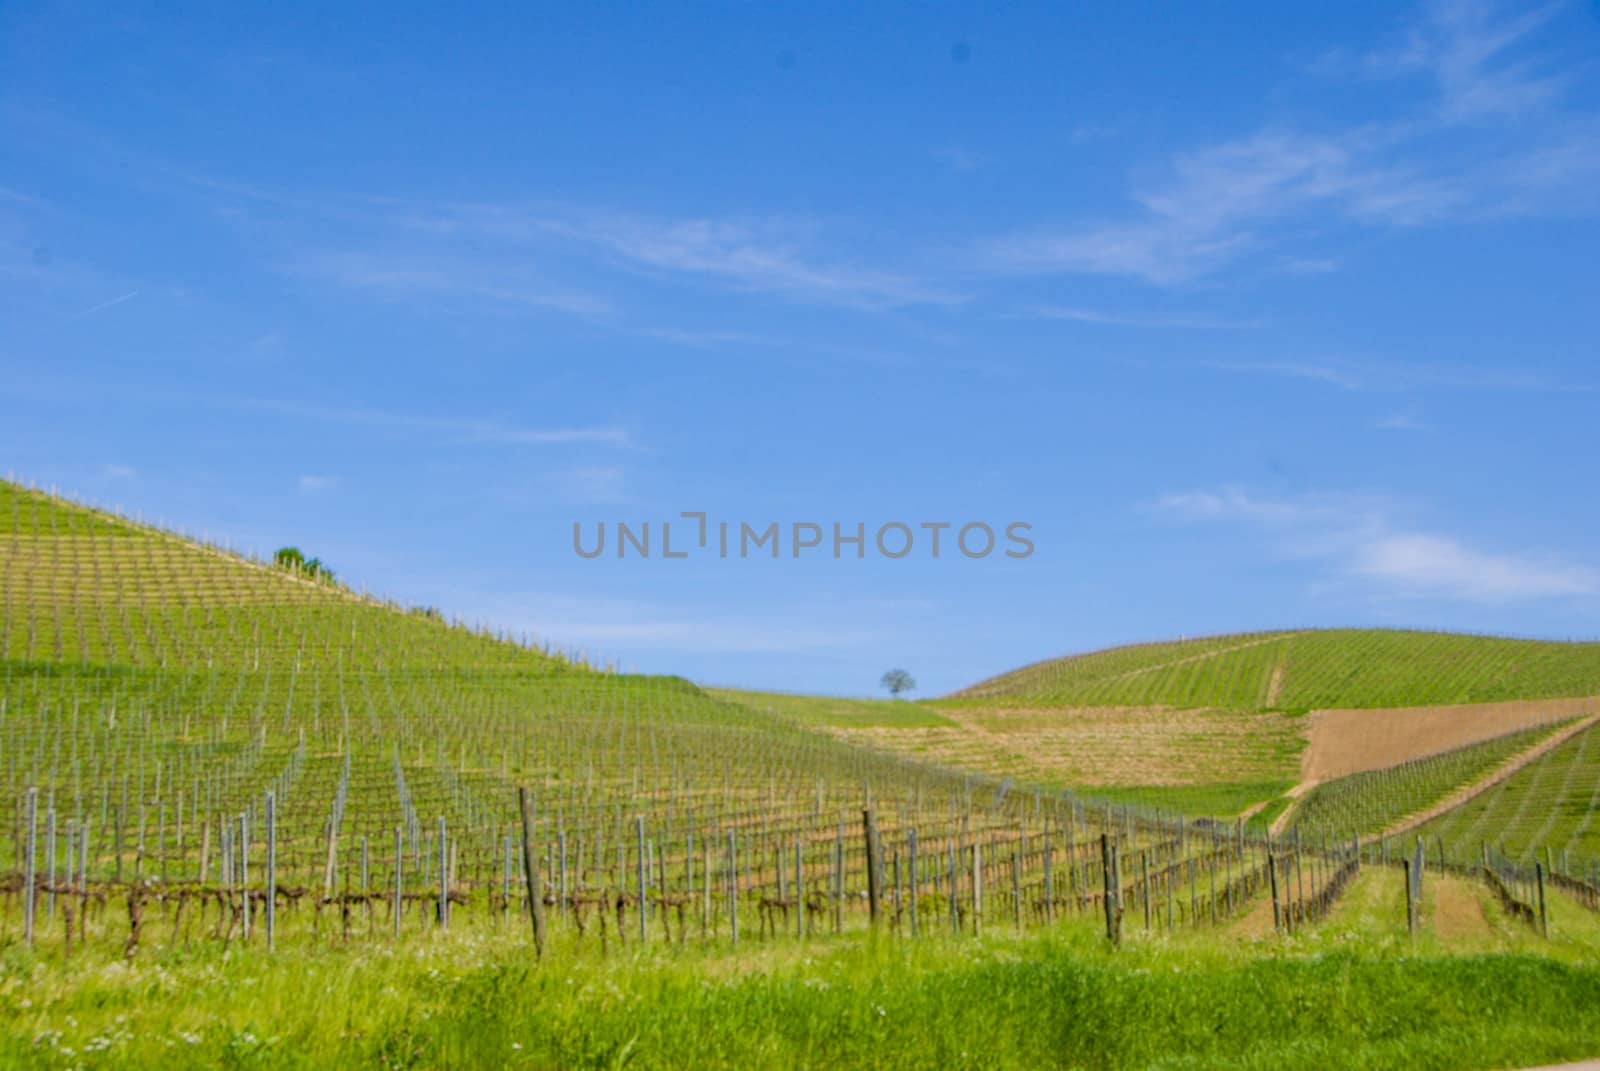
[1302,696,1600,782]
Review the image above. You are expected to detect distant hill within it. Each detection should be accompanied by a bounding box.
[947,629,1600,711]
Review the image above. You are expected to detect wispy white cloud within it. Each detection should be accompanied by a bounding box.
[472,208,962,310]
[0,373,632,451]
[986,128,1464,283]
[101,464,137,480]
[218,394,633,448]
[1203,359,1367,391]
[988,1,1598,284]
[1201,356,1577,393]
[1027,306,1263,330]
[292,250,611,318]
[1159,486,1598,602]
[1349,532,1597,600]
[1374,412,1430,431]
[69,290,139,319]
[297,474,338,492]
[1363,0,1566,122]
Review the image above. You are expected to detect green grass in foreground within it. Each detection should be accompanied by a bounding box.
[6,915,1600,1070]
[711,687,957,728]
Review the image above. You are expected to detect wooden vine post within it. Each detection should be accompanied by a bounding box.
[518,788,547,958]
[1101,833,1121,946]
[863,807,882,927]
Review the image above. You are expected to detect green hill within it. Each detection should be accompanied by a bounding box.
[0,479,1013,895]
[948,629,1600,711]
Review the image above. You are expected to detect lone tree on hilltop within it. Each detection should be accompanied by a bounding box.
[880,669,916,698]
[274,546,336,583]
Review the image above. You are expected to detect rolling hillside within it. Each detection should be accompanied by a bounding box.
[0,479,1032,904]
[949,629,1600,711]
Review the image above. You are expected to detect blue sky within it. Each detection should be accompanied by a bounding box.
[3,1,1598,696]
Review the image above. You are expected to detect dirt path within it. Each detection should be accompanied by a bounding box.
[1370,711,1600,844]
[1237,798,1271,822]
[1430,873,1493,942]
[1267,779,1321,837]
[1230,891,1277,937]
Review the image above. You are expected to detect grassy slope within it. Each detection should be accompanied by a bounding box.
[949,628,1600,711]
[1414,722,1600,865]
[0,480,960,875]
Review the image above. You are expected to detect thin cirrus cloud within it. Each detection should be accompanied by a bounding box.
[1159,487,1599,603]
[985,0,1599,284]
[424,205,964,311]
[1200,357,1577,393]
[273,194,959,315]
[290,249,613,319]
[1025,306,1264,330]
[202,393,635,449]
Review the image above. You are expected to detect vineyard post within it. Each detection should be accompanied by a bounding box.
[907,828,919,936]
[947,838,959,934]
[892,850,902,934]
[834,830,844,934]
[1268,850,1281,932]
[46,806,57,920]
[23,786,37,945]
[1208,848,1217,924]
[1142,851,1152,930]
[1404,858,1417,935]
[45,800,57,922]
[636,816,648,944]
[1414,837,1425,904]
[518,788,547,958]
[1535,862,1548,938]
[440,816,454,929]
[323,817,339,902]
[558,831,569,922]
[1011,848,1021,929]
[1043,831,1054,923]
[1166,854,1175,931]
[501,836,511,922]
[863,807,881,927]
[727,830,738,947]
[265,791,277,952]
[796,838,805,938]
[393,827,403,940]
[1100,833,1120,946]
[240,813,251,941]
[702,837,711,940]
[971,842,983,936]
